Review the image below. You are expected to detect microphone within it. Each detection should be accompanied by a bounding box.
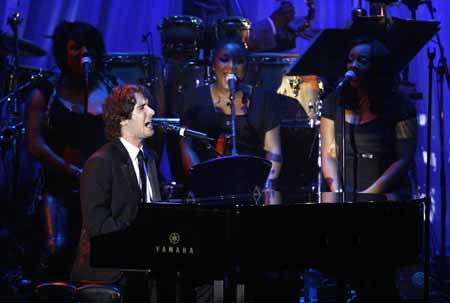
[226,73,238,94]
[80,48,92,82]
[336,70,356,91]
[150,117,181,126]
[146,122,214,141]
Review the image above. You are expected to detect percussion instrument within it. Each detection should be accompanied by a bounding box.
[214,16,251,47]
[246,52,299,92]
[277,74,324,119]
[164,59,209,96]
[1,64,52,98]
[0,31,47,57]
[103,53,163,86]
[157,15,204,61]
[103,52,166,115]
[275,91,321,191]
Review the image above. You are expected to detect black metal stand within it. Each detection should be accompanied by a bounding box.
[229,86,238,156]
[425,0,450,294]
[436,53,449,280]
[424,46,435,303]
[4,12,23,211]
[341,92,346,195]
[83,72,89,116]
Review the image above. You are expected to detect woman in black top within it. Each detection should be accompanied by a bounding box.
[174,37,283,190]
[26,21,117,280]
[320,36,417,303]
[320,37,417,194]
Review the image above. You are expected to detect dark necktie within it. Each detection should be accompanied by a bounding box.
[137,150,147,203]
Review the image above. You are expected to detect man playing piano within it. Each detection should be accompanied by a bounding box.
[71,84,162,302]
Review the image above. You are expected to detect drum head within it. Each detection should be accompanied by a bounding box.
[158,15,204,61]
[104,52,163,85]
[246,52,299,92]
[214,16,251,46]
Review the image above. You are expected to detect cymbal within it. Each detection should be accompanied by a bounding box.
[0,32,47,57]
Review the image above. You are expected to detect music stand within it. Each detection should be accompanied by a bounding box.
[385,17,439,74]
[287,28,351,80]
[187,155,271,203]
[287,16,439,188]
[287,17,439,80]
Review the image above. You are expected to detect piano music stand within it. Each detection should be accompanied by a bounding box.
[187,155,271,203]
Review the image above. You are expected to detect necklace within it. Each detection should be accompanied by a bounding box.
[211,84,230,105]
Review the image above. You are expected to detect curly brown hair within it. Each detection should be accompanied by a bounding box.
[102,84,154,140]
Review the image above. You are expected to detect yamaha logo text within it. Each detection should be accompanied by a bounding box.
[155,232,195,255]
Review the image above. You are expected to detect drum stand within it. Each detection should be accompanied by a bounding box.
[0,11,31,290]
[1,12,24,208]
[313,103,323,199]
[307,98,323,199]
[0,12,46,208]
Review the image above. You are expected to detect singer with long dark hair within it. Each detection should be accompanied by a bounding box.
[26,21,118,281]
[173,37,283,190]
[320,36,417,303]
[320,36,417,195]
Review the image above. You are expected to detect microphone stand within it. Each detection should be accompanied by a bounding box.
[83,72,89,117]
[425,1,450,284]
[315,99,323,198]
[436,51,449,282]
[229,86,238,156]
[424,47,435,303]
[341,91,346,196]
[340,90,346,205]
[5,11,23,211]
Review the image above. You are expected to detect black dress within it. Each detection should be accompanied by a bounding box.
[321,91,416,193]
[33,74,114,280]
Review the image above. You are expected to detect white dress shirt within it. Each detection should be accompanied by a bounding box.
[120,138,153,202]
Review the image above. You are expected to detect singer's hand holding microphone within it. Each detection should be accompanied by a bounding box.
[145,118,214,141]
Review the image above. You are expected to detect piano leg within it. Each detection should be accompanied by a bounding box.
[236,283,245,303]
[336,277,348,303]
[213,280,224,303]
[175,273,181,303]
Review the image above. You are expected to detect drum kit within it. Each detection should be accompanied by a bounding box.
[0,12,51,219]
[0,11,324,192]
[1,15,50,147]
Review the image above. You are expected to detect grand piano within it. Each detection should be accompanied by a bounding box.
[90,192,424,302]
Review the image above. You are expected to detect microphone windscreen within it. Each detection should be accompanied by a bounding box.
[344,70,356,79]
[226,73,237,81]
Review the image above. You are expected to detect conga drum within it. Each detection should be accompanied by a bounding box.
[214,16,251,47]
[158,15,204,61]
[246,52,299,92]
[277,75,324,119]
[103,52,165,114]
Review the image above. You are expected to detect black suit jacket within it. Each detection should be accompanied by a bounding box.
[71,138,161,283]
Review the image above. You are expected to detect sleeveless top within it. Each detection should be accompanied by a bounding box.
[38,74,117,194]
